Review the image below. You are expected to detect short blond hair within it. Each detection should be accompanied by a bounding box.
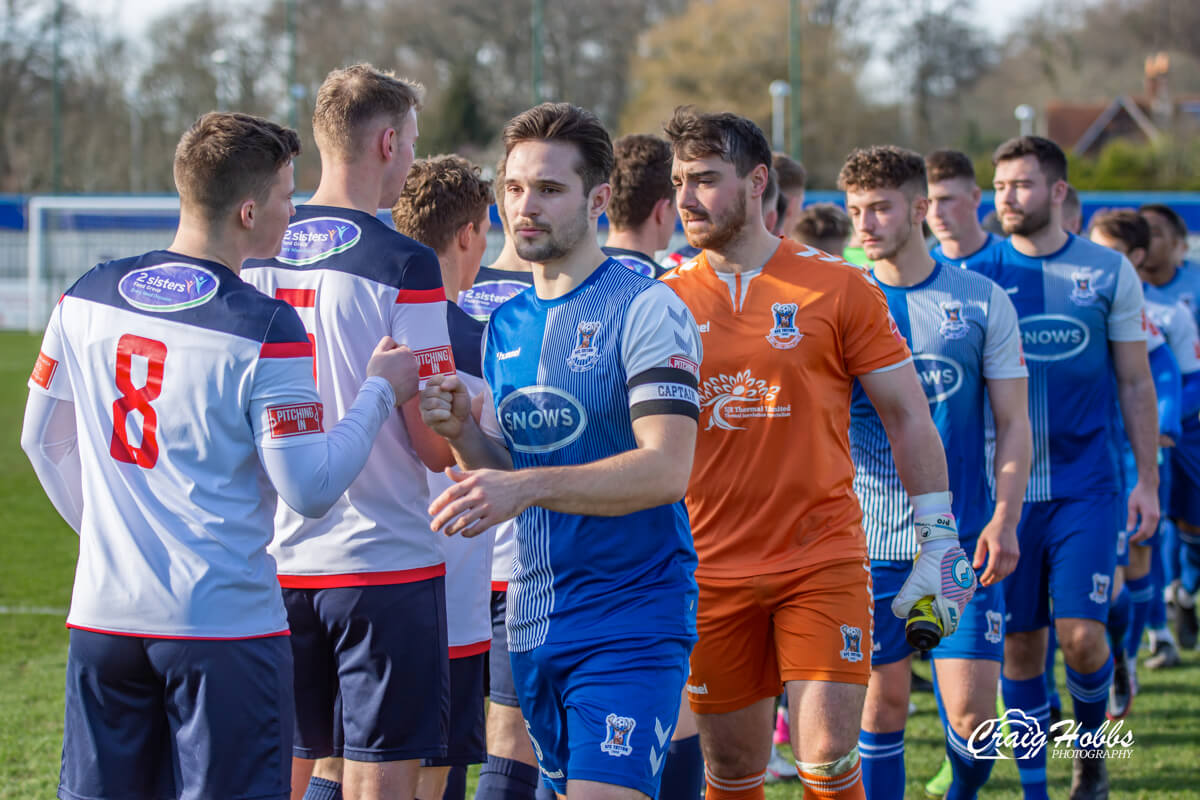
[312,63,423,159]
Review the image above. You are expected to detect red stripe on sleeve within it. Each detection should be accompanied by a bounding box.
[275,288,316,307]
[395,288,446,304]
[260,341,313,359]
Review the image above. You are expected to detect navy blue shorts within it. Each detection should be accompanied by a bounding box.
[511,635,692,798]
[59,629,292,800]
[871,559,1004,666]
[424,652,487,767]
[487,590,520,707]
[284,579,449,762]
[1004,495,1121,632]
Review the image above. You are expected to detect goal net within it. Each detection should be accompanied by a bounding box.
[24,196,181,332]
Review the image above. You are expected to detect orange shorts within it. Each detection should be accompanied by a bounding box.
[686,557,873,714]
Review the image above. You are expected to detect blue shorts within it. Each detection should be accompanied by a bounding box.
[59,629,292,800]
[1004,495,1121,632]
[487,590,520,707]
[424,652,487,767]
[870,558,1004,666]
[284,579,449,762]
[511,635,692,798]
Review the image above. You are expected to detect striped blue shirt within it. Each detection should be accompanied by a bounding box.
[969,235,1146,501]
[851,263,1026,561]
[481,259,701,652]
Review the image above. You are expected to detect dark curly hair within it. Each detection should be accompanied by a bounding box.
[391,154,493,254]
[838,145,927,196]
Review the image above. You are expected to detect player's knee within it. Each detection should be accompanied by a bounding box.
[486,704,537,763]
[1002,630,1047,677]
[702,742,770,778]
[861,671,909,732]
[1056,622,1107,669]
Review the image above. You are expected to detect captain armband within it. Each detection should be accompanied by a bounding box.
[627,360,700,422]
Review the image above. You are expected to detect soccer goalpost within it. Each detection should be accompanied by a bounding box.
[25,196,182,332]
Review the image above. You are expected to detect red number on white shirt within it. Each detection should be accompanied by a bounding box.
[110,334,167,468]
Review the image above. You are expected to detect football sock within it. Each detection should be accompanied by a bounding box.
[704,767,765,800]
[1001,674,1049,800]
[1126,573,1155,659]
[302,776,343,800]
[858,730,904,800]
[796,751,866,800]
[661,735,704,800]
[474,755,539,800]
[443,765,467,800]
[944,724,995,800]
[1066,654,1114,750]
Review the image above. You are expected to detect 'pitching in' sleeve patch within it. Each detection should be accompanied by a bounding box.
[267,402,325,439]
[626,365,700,422]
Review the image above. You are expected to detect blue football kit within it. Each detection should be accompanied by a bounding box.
[850,262,1025,664]
[478,258,702,796]
[969,235,1147,628]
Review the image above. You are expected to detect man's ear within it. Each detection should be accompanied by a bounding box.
[589,183,612,220]
[456,221,475,252]
[239,198,256,229]
[1128,246,1147,269]
[653,196,673,226]
[380,126,397,162]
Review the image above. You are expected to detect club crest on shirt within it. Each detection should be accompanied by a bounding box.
[985,610,1003,644]
[567,321,602,371]
[839,624,864,663]
[1089,573,1111,604]
[766,302,803,349]
[938,300,969,339]
[601,713,636,757]
[1069,268,1112,306]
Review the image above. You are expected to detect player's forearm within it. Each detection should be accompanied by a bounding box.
[885,412,950,498]
[21,393,84,534]
[400,395,455,471]
[446,416,514,472]
[263,377,394,517]
[990,413,1032,529]
[514,445,689,517]
[1119,370,1160,486]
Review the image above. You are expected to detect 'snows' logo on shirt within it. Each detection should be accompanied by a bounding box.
[913,354,965,404]
[277,217,361,266]
[1019,314,1090,361]
[118,263,219,312]
[497,386,587,453]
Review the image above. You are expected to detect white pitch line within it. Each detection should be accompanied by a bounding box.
[0,606,67,616]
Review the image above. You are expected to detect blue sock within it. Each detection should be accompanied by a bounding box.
[443,765,467,800]
[1066,654,1114,748]
[858,729,905,800]
[474,755,540,800]
[1107,586,1130,651]
[944,724,995,800]
[1149,536,1168,629]
[1126,573,1154,659]
[303,776,343,800]
[1183,531,1200,594]
[660,734,704,800]
[1163,517,1182,585]
[1044,628,1061,711]
[1001,675,1049,800]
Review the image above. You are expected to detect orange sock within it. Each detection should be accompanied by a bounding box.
[796,758,865,800]
[703,767,765,800]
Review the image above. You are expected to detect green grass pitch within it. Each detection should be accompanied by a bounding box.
[0,331,1197,798]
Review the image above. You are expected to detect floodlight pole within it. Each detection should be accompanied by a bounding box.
[52,0,64,192]
[788,0,802,160]
[532,0,544,104]
[287,0,299,129]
